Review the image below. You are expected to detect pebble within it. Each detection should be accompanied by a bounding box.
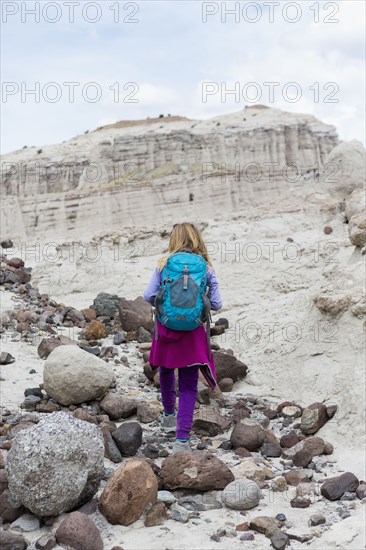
[309,514,326,526]
[340,491,357,501]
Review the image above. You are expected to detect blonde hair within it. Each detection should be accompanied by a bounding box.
[157,222,213,271]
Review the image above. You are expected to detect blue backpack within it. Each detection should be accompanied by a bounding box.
[153,251,212,346]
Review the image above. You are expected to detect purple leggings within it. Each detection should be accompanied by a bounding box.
[159,365,199,440]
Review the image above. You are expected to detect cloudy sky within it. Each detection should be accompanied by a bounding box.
[1,0,365,153]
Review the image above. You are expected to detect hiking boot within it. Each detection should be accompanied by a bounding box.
[160,412,177,433]
[172,439,192,454]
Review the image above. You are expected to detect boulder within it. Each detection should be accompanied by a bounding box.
[100,393,138,420]
[321,472,359,501]
[43,345,114,406]
[230,419,277,451]
[349,210,366,248]
[160,451,234,491]
[55,511,103,550]
[92,292,123,318]
[192,406,231,436]
[212,350,248,382]
[300,403,328,435]
[112,422,143,456]
[118,296,153,332]
[222,479,261,510]
[320,139,366,196]
[99,459,158,525]
[6,412,104,516]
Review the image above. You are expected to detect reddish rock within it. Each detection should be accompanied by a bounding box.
[81,308,97,322]
[37,336,76,359]
[230,419,278,451]
[144,501,168,526]
[213,350,248,382]
[56,511,103,550]
[118,296,153,332]
[160,451,234,491]
[235,447,252,458]
[284,470,311,486]
[277,401,302,414]
[99,459,158,525]
[7,257,24,268]
[100,392,137,419]
[193,406,231,436]
[290,496,311,508]
[324,226,333,234]
[84,320,107,341]
[236,522,250,531]
[321,472,359,501]
[301,403,328,435]
[280,433,300,448]
[293,449,312,468]
[323,442,334,455]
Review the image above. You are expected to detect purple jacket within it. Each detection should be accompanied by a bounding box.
[143,265,223,311]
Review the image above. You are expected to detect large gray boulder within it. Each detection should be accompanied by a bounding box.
[6,412,104,516]
[43,344,115,405]
[320,140,365,196]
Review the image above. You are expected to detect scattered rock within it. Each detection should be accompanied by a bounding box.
[280,433,299,448]
[144,502,167,527]
[222,479,261,510]
[84,319,107,341]
[6,412,104,516]
[137,402,159,423]
[193,406,231,436]
[215,318,229,329]
[35,534,57,550]
[349,210,366,247]
[284,470,311,486]
[157,490,176,505]
[113,331,127,345]
[99,459,158,525]
[178,494,222,511]
[55,511,103,550]
[92,292,123,318]
[37,335,76,359]
[290,496,311,508]
[356,481,366,499]
[261,442,282,457]
[271,530,289,550]
[118,296,153,332]
[309,514,326,526]
[112,422,142,456]
[160,451,234,490]
[137,326,152,343]
[0,489,27,522]
[250,516,281,536]
[323,441,334,455]
[100,392,137,419]
[43,344,115,406]
[100,427,123,463]
[230,419,277,451]
[0,352,15,364]
[218,377,234,392]
[293,449,312,468]
[212,350,248,382]
[321,472,359,500]
[169,502,191,523]
[11,512,40,532]
[0,531,28,550]
[232,458,266,482]
[300,403,328,435]
[271,477,287,492]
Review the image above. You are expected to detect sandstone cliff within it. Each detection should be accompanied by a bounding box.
[1,105,338,240]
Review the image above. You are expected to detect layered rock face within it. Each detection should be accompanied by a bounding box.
[0,106,338,240]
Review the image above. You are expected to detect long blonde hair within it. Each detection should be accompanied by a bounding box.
[157,222,212,271]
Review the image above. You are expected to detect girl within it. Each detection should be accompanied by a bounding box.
[143,222,222,453]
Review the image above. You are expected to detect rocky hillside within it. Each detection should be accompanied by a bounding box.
[1,106,338,241]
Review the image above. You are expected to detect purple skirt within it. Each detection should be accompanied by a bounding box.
[148,320,217,389]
